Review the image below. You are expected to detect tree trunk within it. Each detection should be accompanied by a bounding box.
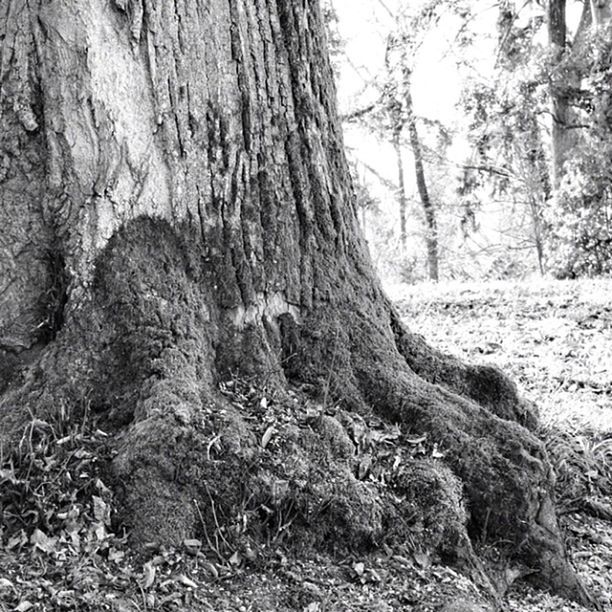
[547,0,570,189]
[401,67,439,282]
[591,0,612,26]
[392,129,408,249]
[0,1,592,607]
[529,195,546,275]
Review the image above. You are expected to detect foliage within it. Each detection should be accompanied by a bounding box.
[456,3,551,278]
[547,148,612,277]
[546,32,612,278]
[458,4,612,280]
[331,0,612,281]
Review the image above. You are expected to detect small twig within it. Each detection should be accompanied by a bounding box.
[206,435,221,461]
[137,582,148,611]
[204,483,232,550]
[481,506,491,545]
[193,499,226,564]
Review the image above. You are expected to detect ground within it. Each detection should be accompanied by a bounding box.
[1,279,610,611]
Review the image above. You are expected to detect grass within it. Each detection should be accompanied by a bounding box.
[387,278,611,429]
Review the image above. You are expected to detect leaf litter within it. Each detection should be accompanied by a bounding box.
[0,278,611,611]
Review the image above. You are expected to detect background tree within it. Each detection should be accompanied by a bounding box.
[544,0,612,276]
[458,2,551,276]
[339,0,458,282]
[387,23,440,281]
[0,0,593,607]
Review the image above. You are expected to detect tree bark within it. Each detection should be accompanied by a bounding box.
[591,0,612,26]
[392,128,408,249]
[0,0,593,607]
[547,0,570,189]
[401,75,439,282]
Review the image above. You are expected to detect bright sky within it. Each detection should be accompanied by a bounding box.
[329,0,583,203]
[331,0,495,121]
[330,0,493,207]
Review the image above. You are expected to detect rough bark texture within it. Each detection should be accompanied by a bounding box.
[0,0,592,607]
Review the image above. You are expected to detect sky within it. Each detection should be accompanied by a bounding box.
[328,0,494,219]
[327,0,583,206]
[332,0,475,122]
[327,0,589,278]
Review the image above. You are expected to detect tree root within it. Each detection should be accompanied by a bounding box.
[0,225,596,608]
[280,305,595,608]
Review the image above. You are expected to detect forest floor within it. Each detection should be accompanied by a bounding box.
[388,278,612,611]
[1,279,611,611]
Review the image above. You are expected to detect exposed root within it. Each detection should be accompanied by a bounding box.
[280,305,592,607]
[0,220,594,609]
[389,307,538,430]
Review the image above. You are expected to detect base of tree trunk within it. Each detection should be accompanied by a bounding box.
[0,218,594,609]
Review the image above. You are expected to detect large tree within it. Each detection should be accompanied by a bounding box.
[0,1,592,607]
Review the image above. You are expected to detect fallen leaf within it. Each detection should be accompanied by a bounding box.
[30,528,56,553]
[261,426,276,449]
[140,562,156,590]
[109,548,125,563]
[177,574,198,588]
[358,455,372,479]
[204,562,219,579]
[92,496,109,524]
[414,552,431,568]
[431,444,445,459]
[160,592,183,605]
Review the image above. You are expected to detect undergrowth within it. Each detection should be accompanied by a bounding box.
[544,423,612,516]
[0,404,116,550]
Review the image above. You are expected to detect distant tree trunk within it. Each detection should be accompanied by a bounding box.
[529,196,546,275]
[401,66,439,282]
[574,0,594,48]
[392,128,408,249]
[547,0,570,189]
[546,0,606,188]
[0,1,592,607]
[514,108,551,276]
